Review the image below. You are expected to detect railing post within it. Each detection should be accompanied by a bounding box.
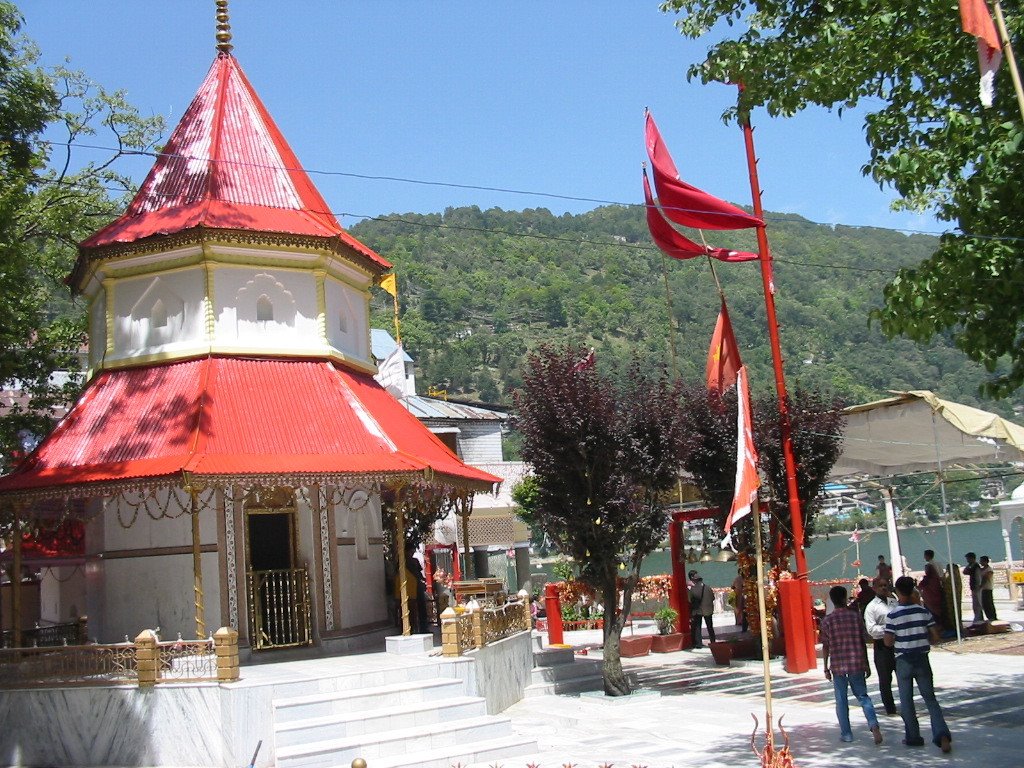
[135,629,159,687]
[471,607,484,649]
[213,626,239,681]
[440,607,461,657]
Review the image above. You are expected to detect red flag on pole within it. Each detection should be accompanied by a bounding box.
[645,111,764,231]
[571,347,596,373]
[723,366,760,548]
[960,0,1002,106]
[643,171,757,262]
[705,300,743,394]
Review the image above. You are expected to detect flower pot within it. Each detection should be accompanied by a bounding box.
[619,635,654,657]
[709,640,733,666]
[651,633,684,653]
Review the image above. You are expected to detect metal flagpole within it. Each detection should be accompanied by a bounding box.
[751,498,775,748]
[931,412,964,644]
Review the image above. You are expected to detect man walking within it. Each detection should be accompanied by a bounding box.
[963,552,983,623]
[820,585,883,744]
[863,577,898,716]
[978,555,998,621]
[884,576,953,753]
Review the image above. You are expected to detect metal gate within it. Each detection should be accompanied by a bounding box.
[246,568,312,650]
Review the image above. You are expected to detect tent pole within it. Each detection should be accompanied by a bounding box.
[931,411,963,644]
[881,487,906,579]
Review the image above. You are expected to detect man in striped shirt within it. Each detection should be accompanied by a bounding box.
[884,575,952,753]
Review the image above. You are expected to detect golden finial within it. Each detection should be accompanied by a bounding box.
[215,0,233,54]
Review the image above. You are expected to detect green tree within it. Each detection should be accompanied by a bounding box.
[0,3,164,470]
[514,345,687,695]
[662,0,1024,397]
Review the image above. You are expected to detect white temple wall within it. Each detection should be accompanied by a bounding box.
[324,278,368,361]
[110,269,206,359]
[453,421,504,464]
[213,267,319,350]
[334,489,387,628]
[88,293,107,370]
[38,566,88,625]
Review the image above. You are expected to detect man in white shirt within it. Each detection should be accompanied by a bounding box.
[863,576,898,715]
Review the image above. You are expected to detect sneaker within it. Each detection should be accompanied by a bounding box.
[840,734,854,743]
[939,735,952,753]
[903,737,925,747]
[872,726,883,745]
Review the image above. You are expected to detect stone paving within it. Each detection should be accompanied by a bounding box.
[487,601,1024,768]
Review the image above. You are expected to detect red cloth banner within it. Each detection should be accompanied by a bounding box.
[959,0,1002,106]
[723,366,759,545]
[643,172,757,262]
[705,299,743,393]
[645,111,763,231]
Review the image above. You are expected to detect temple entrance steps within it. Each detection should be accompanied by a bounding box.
[271,661,536,768]
[525,645,606,696]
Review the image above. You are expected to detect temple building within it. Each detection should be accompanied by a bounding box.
[0,15,498,655]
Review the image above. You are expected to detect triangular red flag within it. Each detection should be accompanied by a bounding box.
[959,0,1002,106]
[643,171,757,262]
[705,300,743,394]
[645,111,763,231]
[723,366,760,547]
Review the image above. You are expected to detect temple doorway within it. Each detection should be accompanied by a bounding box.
[245,489,312,649]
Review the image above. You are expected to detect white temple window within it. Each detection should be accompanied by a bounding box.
[256,295,274,322]
[151,298,167,328]
[338,312,348,333]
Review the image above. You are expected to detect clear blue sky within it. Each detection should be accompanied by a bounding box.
[23,2,940,235]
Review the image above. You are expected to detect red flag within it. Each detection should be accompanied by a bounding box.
[960,0,1002,106]
[643,171,757,262]
[705,300,742,394]
[645,111,764,231]
[572,348,595,373]
[723,366,760,546]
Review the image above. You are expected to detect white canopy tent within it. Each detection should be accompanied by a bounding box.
[830,390,1024,637]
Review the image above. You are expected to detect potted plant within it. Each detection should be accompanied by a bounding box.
[654,605,679,635]
[651,606,684,652]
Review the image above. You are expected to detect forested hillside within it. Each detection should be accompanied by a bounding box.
[357,205,1021,419]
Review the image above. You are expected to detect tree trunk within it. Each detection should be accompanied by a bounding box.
[601,579,631,696]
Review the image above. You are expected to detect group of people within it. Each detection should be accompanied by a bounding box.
[820,573,953,752]
[913,549,998,626]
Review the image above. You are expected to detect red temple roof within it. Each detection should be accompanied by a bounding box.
[0,357,500,496]
[78,53,388,271]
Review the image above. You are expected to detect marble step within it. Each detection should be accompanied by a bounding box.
[273,678,466,723]
[533,646,575,667]
[361,734,538,768]
[531,657,602,684]
[275,714,516,768]
[262,660,458,700]
[524,672,605,697]
[274,694,486,747]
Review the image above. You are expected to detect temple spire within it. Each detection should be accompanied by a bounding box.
[215,0,233,55]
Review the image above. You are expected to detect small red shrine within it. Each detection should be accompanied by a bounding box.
[0,11,497,653]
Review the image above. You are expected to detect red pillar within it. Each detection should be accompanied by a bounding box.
[740,103,817,671]
[544,582,565,645]
[669,512,691,641]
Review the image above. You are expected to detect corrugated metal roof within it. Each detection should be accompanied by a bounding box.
[402,395,506,421]
[0,357,500,495]
[78,54,388,271]
[370,329,413,363]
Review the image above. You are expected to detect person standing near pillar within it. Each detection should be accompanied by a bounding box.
[884,576,952,753]
[978,556,997,621]
[864,577,898,716]
[963,552,983,623]
[919,550,945,626]
[688,573,716,648]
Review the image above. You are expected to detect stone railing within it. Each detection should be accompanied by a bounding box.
[440,601,531,657]
[0,626,239,689]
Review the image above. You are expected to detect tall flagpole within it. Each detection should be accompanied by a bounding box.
[739,100,817,672]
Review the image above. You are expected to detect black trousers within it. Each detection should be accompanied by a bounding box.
[981,589,998,621]
[690,613,716,647]
[873,638,897,714]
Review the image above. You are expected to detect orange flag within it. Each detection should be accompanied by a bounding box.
[723,366,760,548]
[705,300,742,394]
[959,0,1002,106]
